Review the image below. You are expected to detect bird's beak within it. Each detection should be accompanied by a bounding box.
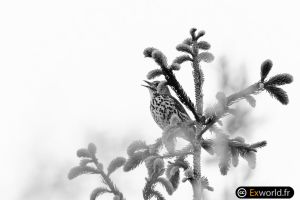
[143,80,151,85]
[141,80,155,91]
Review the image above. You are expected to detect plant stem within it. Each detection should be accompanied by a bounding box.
[227,82,260,105]
[91,154,125,200]
[191,39,203,200]
[192,140,202,200]
[192,178,202,200]
[192,43,203,117]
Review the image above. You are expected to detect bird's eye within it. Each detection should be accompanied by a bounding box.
[154,82,160,86]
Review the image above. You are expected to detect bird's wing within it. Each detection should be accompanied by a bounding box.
[167,94,191,120]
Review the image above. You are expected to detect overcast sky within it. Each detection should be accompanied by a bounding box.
[0,0,299,199]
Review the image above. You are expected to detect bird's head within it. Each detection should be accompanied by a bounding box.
[142,80,171,97]
[142,80,159,97]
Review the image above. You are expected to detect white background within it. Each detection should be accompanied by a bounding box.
[0,0,299,199]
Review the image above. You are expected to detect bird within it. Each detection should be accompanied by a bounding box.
[142,80,192,131]
[142,80,214,154]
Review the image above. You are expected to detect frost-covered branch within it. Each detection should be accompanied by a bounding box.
[198,59,293,139]
[68,143,126,200]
